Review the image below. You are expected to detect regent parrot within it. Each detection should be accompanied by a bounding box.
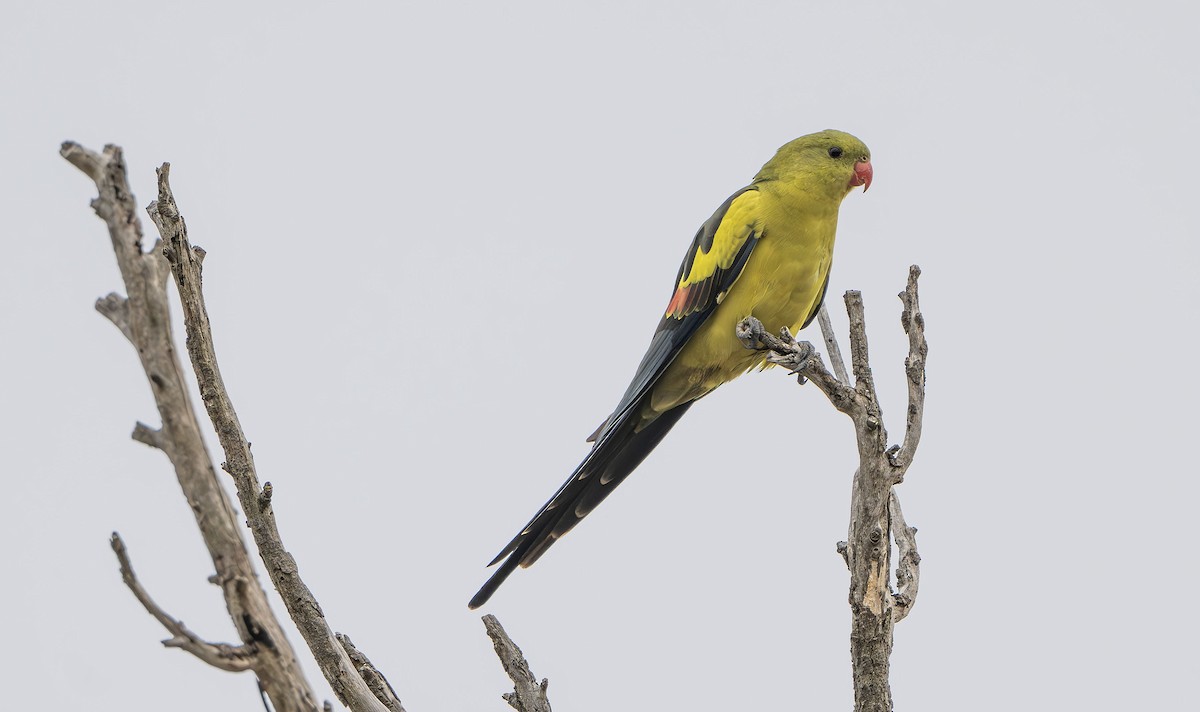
[469,130,872,609]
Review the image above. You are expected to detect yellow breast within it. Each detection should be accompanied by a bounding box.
[644,186,839,419]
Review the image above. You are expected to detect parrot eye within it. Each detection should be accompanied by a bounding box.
[828,146,843,158]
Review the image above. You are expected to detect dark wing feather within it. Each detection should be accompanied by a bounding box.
[800,271,831,330]
[469,187,763,609]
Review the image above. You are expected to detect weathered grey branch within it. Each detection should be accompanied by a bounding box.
[887,267,927,473]
[844,291,878,407]
[337,635,406,712]
[131,420,165,450]
[888,491,920,622]
[145,161,396,712]
[817,290,924,629]
[69,142,559,712]
[483,615,552,712]
[61,142,103,181]
[737,266,927,712]
[110,532,254,672]
[95,292,132,342]
[62,141,319,712]
[817,303,850,384]
[735,320,854,413]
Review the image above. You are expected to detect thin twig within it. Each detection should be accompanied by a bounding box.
[63,141,319,712]
[887,266,927,474]
[888,490,920,622]
[844,291,877,404]
[110,533,254,672]
[817,303,850,384]
[337,635,406,712]
[146,162,394,712]
[482,615,552,712]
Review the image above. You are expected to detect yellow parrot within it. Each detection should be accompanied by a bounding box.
[469,129,872,609]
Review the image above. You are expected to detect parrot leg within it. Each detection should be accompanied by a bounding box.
[735,317,816,383]
[735,315,771,350]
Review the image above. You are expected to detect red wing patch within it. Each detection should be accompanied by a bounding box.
[666,279,715,318]
[662,187,760,320]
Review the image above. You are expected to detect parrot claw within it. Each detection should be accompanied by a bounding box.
[738,316,816,382]
[735,316,768,350]
[781,341,815,383]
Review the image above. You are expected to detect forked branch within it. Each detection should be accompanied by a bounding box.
[737,266,927,712]
[66,141,551,712]
[146,161,399,712]
[62,141,319,712]
[110,533,254,673]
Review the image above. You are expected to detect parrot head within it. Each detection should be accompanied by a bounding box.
[753,129,872,199]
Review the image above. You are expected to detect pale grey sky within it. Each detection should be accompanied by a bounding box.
[3,1,1197,709]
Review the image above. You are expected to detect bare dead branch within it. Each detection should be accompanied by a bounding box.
[816,280,925,625]
[131,421,165,450]
[482,615,552,712]
[735,318,856,415]
[110,532,254,672]
[817,303,850,384]
[337,635,406,712]
[145,161,395,712]
[738,267,928,712]
[845,291,878,403]
[63,142,319,712]
[887,265,927,474]
[889,491,920,622]
[61,141,103,182]
[95,293,133,342]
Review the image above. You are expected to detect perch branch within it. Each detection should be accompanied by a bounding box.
[483,615,552,712]
[146,161,396,712]
[737,266,928,712]
[62,141,319,712]
[110,533,254,672]
[734,319,856,415]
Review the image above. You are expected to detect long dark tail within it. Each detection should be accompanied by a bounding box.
[468,402,693,609]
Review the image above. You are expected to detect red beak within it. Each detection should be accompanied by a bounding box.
[850,159,873,192]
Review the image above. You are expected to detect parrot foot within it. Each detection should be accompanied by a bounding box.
[736,317,815,384]
[782,343,815,385]
[736,316,769,349]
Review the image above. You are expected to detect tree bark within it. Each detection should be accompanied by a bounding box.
[62,142,320,712]
[738,266,927,711]
[483,615,553,712]
[64,142,550,712]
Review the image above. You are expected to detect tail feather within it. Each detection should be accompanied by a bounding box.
[468,402,694,609]
[468,553,522,610]
[561,403,693,529]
